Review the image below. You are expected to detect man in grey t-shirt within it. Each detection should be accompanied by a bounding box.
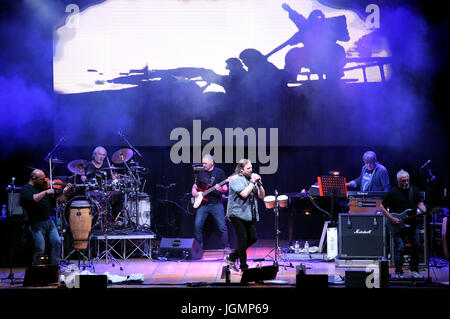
[224,159,265,272]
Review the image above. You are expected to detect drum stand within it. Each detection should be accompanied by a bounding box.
[263,191,294,269]
[122,158,142,231]
[94,202,123,271]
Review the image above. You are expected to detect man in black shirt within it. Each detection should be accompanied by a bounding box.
[380,169,427,279]
[191,155,230,251]
[79,146,123,224]
[20,169,72,265]
[80,146,117,183]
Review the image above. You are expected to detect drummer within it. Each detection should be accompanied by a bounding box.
[80,146,118,183]
[77,146,123,226]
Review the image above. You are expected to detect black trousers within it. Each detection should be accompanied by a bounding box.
[229,217,257,270]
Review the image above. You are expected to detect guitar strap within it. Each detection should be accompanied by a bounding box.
[408,186,417,215]
[209,168,216,186]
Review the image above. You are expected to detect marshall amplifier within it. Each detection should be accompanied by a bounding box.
[338,213,386,259]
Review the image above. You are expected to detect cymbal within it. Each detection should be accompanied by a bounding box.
[111,148,134,164]
[101,166,123,170]
[67,159,94,175]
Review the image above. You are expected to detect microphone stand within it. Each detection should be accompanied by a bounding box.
[2,180,21,285]
[44,136,65,265]
[263,189,293,269]
[420,165,436,286]
[118,131,143,158]
[118,131,143,230]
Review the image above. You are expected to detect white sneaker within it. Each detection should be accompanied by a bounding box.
[408,271,423,279]
[224,256,239,272]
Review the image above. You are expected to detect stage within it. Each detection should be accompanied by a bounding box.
[1,239,447,289]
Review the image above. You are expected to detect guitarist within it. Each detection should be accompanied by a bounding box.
[191,154,230,251]
[379,169,427,279]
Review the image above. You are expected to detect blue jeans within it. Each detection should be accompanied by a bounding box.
[393,226,421,273]
[29,219,61,265]
[194,203,229,249]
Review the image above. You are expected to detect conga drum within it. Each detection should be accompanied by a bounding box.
[69,200,93,249]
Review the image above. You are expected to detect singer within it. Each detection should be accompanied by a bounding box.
[224,159,265,272]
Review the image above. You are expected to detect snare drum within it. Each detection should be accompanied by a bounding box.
[263,195,276,209]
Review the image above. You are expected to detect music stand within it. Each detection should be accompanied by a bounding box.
[317,175,347,224]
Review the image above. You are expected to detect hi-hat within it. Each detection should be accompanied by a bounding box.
[67,159,94,175]
[111,148,134,164]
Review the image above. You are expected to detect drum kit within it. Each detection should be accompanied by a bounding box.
[50,148,151,255]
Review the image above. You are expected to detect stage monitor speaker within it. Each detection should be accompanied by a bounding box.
[78,274,107,289]
[296,274,329,288]
[159,238,203,260]
[23,264,59,287]
[338,213,386,259]
[240,265,278,284]
[296,265,328,288]
[345,269,374,288]
[378,259,389,288]
[8,192,23,216]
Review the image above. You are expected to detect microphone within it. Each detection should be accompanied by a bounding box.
[251,173,261,185]
[11,177,15,187]
[421,160,431,169]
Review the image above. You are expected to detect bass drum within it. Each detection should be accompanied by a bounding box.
[125,193,151,229]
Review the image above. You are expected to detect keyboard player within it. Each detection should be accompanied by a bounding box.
[346,151,390,192]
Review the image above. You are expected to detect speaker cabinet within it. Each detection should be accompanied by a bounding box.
[78,274,107,289]
[338,213,386,259]
[240,265,278,284]
[159,238,203,260]
[345,269,373,288]
[23,264,59,287]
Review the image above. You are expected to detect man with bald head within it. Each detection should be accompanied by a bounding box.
[191,154,230,251]
[20,169,72,265]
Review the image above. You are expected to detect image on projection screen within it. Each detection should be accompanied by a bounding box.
[53,0,391,95]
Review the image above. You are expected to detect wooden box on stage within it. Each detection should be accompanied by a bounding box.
[349,198,382,214]
[348,191,386,214]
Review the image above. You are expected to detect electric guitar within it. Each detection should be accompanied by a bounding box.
[191,177,230,209]
[387,208,427,234]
